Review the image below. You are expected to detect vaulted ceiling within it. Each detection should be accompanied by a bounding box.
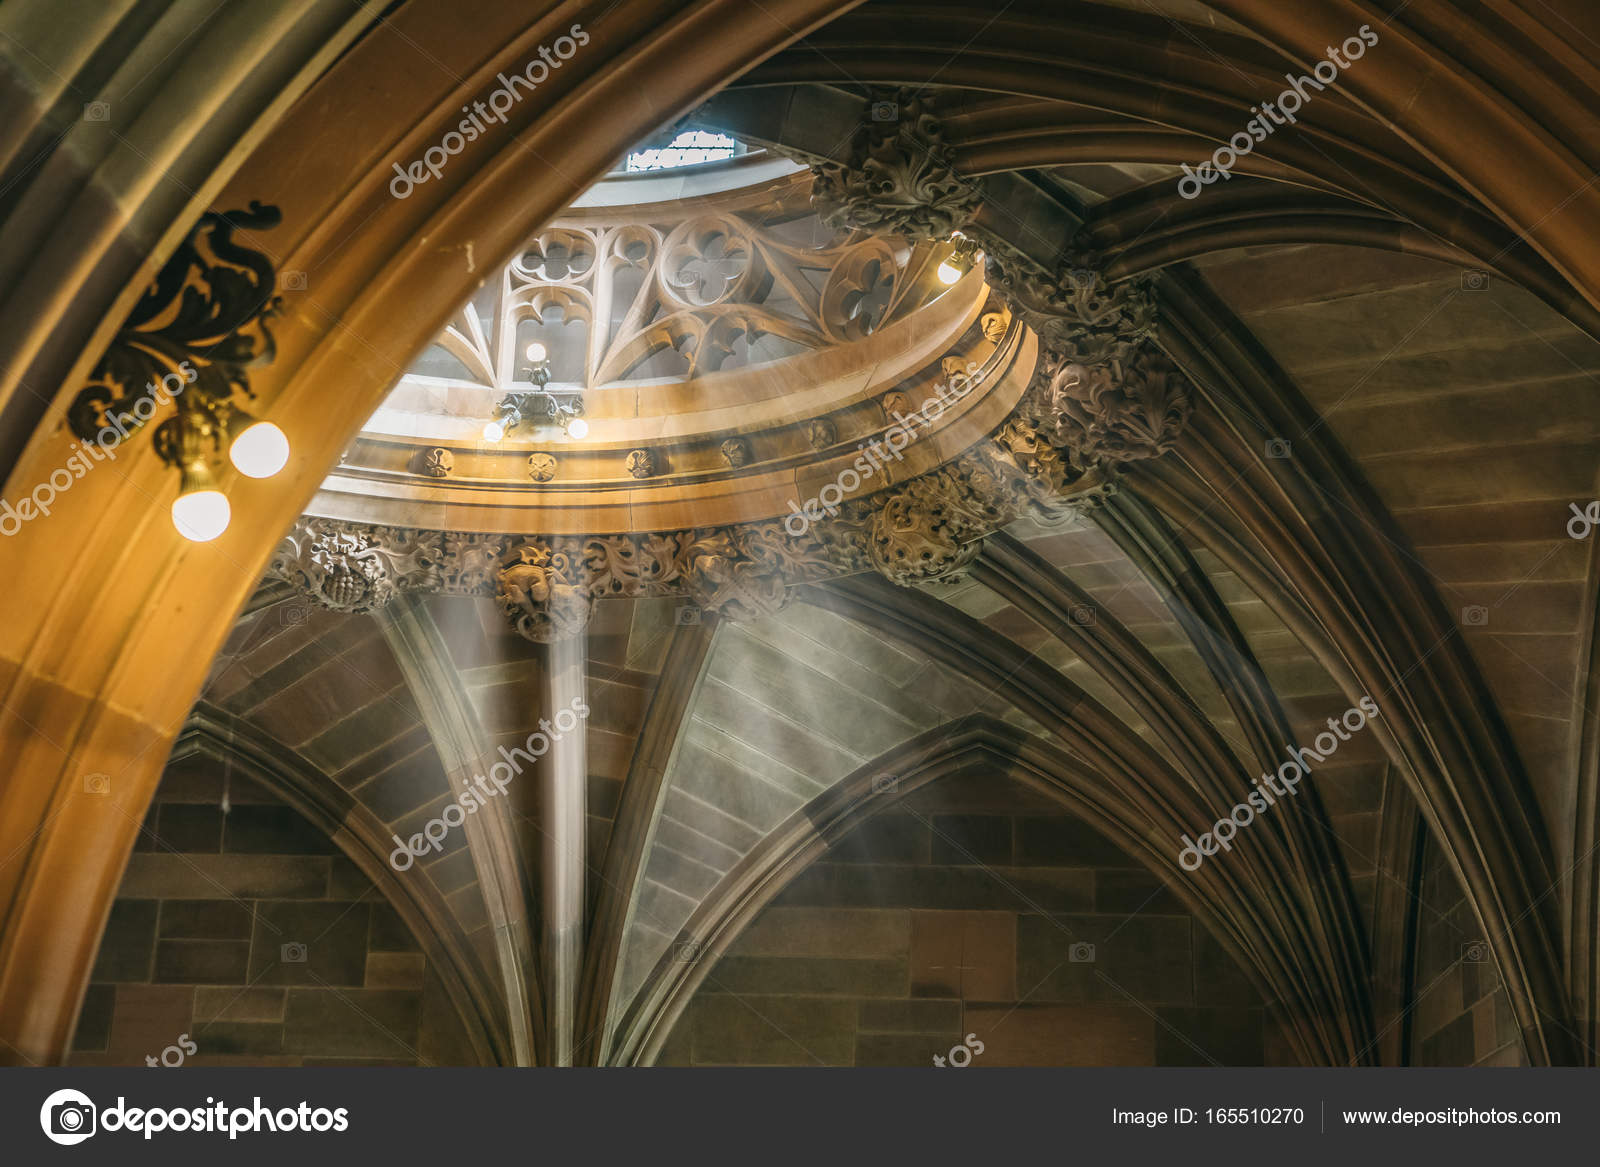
[0,0,1595,1068]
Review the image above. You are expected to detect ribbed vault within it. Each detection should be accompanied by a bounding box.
[0,0,1595,1071]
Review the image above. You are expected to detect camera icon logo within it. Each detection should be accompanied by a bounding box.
[280,270,308,292]
[280,941,308,963]
[82,102,110,122]
[1069,605,1096,627]
[674,938,703,963]
[1264,438,1292,459]
[870,100,899,122]
[675,606,701,626]
[40,1088,97,1145]
[1460,269,1490,291]
[870,773,899,795]
[1461,940,1489,963]
[1461,605,1489,627]
[280,604,308,627]
[1068,941,1096,963]
[83,773,110,795]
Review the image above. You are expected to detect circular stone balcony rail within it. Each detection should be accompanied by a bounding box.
[270,166,1194,641]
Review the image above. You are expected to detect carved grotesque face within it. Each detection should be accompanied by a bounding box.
[505,561,553,604]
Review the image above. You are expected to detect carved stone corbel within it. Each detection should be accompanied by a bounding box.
[498,540,593,642]
[1021,348,1193,465]
[974,240,1194,468]
[980,240,1157,366]
[809,88,982,241]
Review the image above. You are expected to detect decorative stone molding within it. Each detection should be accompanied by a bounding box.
[809,88,982,241]
[267,222,1194,640]
[527,452,557,482]
[268,414,1109,639]
[681,523,834,623]
[966,235,1194,465]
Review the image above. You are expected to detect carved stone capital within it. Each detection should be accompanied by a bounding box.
[979,238,1157,366]
[809,89,982,241]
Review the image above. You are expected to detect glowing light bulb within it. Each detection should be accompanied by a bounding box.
[483,419,505,442]
[228,421,290,478]
[565,416,589,440]
[172,489,231,542]
[937,260,963,285]
[525,341,548,363]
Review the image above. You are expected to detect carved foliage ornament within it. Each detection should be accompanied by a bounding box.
[981,242,1157,367]
[272,422,1104,638]
[1023,349,1193,464]
[810,89,982,241]
[270,520,442,615]
[70,202,283,443]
